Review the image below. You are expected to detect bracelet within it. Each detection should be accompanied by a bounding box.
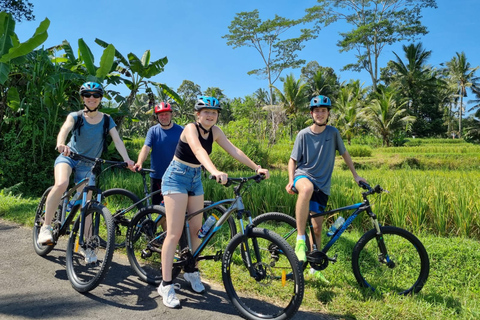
[255,165,261,173]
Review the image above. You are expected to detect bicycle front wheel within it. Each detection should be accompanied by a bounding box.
[252,212,310,271]
[102,188,143,248]
[33,186,56,256]
[352,226,430,295]
[223,228,304,320]
[65,203,116,293]
[126,205,175,285]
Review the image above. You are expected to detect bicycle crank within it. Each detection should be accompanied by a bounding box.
[307,250,337,271]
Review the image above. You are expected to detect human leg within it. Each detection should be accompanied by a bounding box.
[293,177,314,262]
[183,194,206,293]
[38,162,72,245]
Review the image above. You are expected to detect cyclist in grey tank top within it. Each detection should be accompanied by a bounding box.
[286,95,366,284]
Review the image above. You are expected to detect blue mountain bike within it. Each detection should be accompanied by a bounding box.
[252,182,430,295]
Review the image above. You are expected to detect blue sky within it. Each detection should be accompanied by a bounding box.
[13,0,480,110]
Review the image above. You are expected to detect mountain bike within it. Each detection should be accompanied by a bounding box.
[252,181,430,296]
[33,152,126,293]
[102,168,237,248]
[126,174,304,320]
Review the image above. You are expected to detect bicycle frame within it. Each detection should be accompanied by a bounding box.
[308,187,382,255]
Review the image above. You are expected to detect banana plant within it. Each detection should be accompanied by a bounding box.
[0,12,49,126]
[50,39,116,85]
[95,38,182,114]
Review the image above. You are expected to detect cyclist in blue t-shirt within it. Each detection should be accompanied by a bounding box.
[134,102,183,205]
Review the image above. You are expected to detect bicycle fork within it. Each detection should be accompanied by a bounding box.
[368,210,395,268]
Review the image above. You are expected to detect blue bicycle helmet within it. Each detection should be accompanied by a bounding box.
[310,95,331,110]
[194,96,222,111]
[79,82,104,96]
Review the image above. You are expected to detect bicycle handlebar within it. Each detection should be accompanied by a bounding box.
[69,152,128,168]
[359,181,386,195]
[209,174,265,187]
[135,167,156,175]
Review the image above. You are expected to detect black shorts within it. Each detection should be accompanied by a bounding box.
[150,177,164,205]
[309,189,328,214]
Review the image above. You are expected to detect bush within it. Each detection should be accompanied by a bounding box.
[346,145,372,157]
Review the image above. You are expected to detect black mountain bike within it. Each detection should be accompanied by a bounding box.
[126,174,304,320]
[33,152,126,292]
[252,181,430,296]
[101,168,237,248]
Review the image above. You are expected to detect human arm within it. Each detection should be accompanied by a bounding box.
[285,158,296,194]
[341,150,366,185]
[214,127,270,179]
[109,127,135,171]
[134,145,151,171]
[55,114,75,157]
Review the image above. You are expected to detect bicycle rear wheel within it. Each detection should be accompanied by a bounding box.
[102,188,143,248]
[33,186,56,256]
[126,205,174,285]
[223,228,304,320]
[352,226,430,295]
[65,203,116,293]
[252,212,310,270]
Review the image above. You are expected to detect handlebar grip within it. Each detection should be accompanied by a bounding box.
[358,181,370,190]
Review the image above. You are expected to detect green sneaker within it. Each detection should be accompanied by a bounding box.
[295,239,307,262]
[309,268,330,284]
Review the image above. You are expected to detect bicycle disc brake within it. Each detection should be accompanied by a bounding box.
[307,250,329,271]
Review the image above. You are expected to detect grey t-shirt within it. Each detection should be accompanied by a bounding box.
[67,112,116,158]
[290,126,346,195]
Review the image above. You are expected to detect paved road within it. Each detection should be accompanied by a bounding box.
[0,219,334,320]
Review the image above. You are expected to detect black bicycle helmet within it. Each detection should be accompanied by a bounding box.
[79,82,104,96]
[310,95,331,110]
[194,96,222,111]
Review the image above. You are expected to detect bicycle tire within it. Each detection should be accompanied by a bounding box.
[126,205,172,285]
[33,186,56,256]
[222,228,304,320]
[252,212,310,270]
[102,188,143,248]
[352,226,430,295]
[65,203,116,293]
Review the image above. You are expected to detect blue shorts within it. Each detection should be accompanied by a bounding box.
[293,175,328,214]
[54,154,96,184]
[161,160,203,196]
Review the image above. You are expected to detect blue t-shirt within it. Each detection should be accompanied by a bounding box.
[290,126,346,195]
[67,112,116,159]
[145,123,183,179]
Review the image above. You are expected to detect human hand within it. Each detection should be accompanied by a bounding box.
[133,163,142,172]
[57,144,70,157]
[354,176,367,186]
[126,160,135,172]
[213,171,228,185]
[285,182,295,195]
[257,168,270,179]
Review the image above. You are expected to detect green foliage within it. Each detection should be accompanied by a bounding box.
[346,145,372,157]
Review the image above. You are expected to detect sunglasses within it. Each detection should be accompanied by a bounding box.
[82,93,102,98]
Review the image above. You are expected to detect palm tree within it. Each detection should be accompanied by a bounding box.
[446,52,479,138]
[360,87,415,146]
[271,73,309,140]
[334,81,367,145]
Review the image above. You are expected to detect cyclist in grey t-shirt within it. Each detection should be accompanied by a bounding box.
[286,95,366,283]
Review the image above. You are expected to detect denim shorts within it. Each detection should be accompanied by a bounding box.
[54,154,95,184]
[161,160,203,196]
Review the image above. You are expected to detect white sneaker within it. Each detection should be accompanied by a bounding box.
[37,225,53,245]
[79,247,98,264]
[157,283,180,308]
[183,271,205,293]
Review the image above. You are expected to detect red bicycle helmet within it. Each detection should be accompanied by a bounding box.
[154,102,172,113]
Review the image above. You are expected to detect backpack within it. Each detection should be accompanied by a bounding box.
[72,110,111,154]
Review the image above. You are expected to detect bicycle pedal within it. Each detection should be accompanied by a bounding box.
[328,254,338,263]
[214,250,223,261]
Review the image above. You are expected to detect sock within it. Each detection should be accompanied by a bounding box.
[162,280,173,286]
[297,235,306,241]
